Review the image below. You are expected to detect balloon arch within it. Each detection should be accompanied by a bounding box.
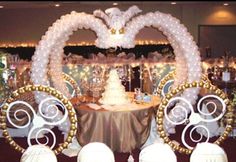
[30,6,202,133]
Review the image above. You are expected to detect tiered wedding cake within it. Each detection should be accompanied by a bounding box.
[99,69,130,105]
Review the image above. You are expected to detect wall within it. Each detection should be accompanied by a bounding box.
[0,2,236,56]
[181,4,236,57]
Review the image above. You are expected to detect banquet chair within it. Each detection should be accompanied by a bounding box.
[190,142,228,162]
[77,142,115,162]
[139,142,177,162]
[20,145,57,162]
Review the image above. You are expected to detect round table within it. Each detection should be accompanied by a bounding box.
[71,93,160,153]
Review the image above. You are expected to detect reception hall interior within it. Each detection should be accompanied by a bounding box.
[1,1,236,162]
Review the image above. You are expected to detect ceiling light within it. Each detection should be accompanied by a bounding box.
[171,2,177,5]
[55,4,60,7]
[113,2,118,6]
[223,3,229,6]
[0,5,4,8]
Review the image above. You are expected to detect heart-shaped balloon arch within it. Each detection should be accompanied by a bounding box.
[30,5,202,133]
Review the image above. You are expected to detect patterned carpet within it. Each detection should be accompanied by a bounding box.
[0,128,236,162]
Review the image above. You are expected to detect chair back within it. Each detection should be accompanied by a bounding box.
[139,142,177,162]
[190,142,228,162]
[77,142,115,162]
[20,145,57,162]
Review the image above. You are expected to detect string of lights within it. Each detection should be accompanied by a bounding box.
[0,40,169,48]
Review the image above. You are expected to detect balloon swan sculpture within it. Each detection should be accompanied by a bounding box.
[93,6,142,35]
[31,5,202,136]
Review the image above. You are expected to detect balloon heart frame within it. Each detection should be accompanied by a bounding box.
[31,5,202,134]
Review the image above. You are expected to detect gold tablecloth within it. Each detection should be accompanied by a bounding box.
[73,93,160,152]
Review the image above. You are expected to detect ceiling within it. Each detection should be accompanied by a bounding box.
[0,1,236,9]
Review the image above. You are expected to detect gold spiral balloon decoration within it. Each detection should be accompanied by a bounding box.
[0,85,78,155]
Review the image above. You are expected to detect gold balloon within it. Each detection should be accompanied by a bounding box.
[2,130,9,137]
[45,87,50,92]
[38,85,43,91]
[227,119,233,124]
[215,89,222,95]
[186,150,192,154]
[226,126,232,132]
[157,119,163,125]
[173,145,177,150]
[7,98,14,103]
[1,111,6,116]
[21,149,25,154]
[119,28,125,34]
[69,131,75,136]
[178,86,183,91]
[69,111,75,116]
[24,87,29,91]
[110,28,116,34]
[158,106,164,111]
[63,99,68,104]
[67,137,72,143]
[0,117,6,122]
[67,105,72,110]
[58,146,63,152]
[51,90,57,95]
[171,89,177,95]
[71,125,77,130]
[164,137,170,143]
[191,82,196,87]
[31,85,36,90]
[1,123,7,129]
[6,136,12,142]
[18,88,25,94]
[215,141,220,145]
[58,94,63,100]
[62,142,69,148]
[179,148,184,153]
[162,100,168,105]
[11,142,16,147]
[2,104,8,110]
[157,127,163,131]
[166,94,171,99]
[54,150,59,155]
[157,113,163,118]
[184,83,190,88]
[211,86,217,91]
[12,93,19,98]
[170,143,174,148]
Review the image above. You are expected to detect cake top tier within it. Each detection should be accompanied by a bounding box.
[109,69,119,76]
[107,69,120,80]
